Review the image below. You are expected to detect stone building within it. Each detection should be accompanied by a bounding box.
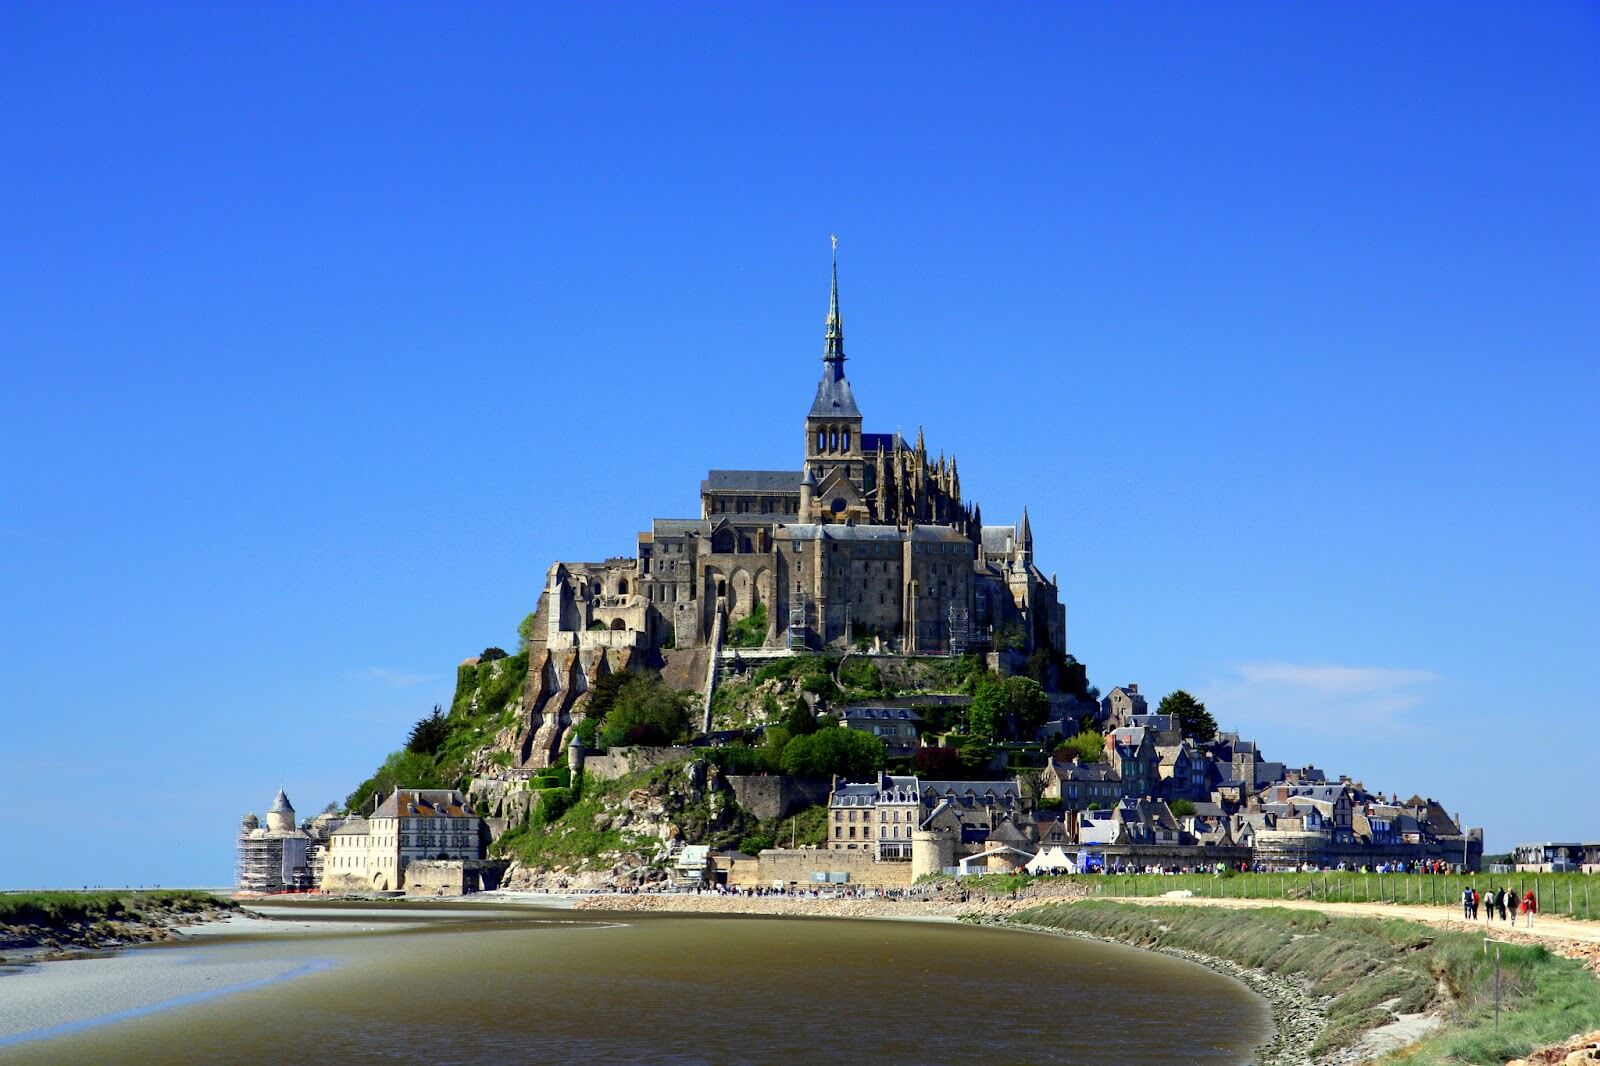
[322,788,486,893]
[236,790,325,894]
[513,249,1069,766]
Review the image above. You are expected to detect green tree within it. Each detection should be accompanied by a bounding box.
[1003,676,1050,738]
[479,647,508,662]
[779,728,886,779]
[598,675,694,747]
[1158,690,1218,743]
[406,705,450,755]
[1056,730,1105,764]
[994,620,1027,652]
[780,702,818,736]
[968,677,1005,741]
[517,611,537,651]
[1170,799,1197,817]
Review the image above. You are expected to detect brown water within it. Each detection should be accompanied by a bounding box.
[3,901,1273,1064]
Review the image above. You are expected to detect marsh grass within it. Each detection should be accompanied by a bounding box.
[1010,900,1600,1063]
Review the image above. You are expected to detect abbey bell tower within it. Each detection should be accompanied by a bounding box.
[802,238,868,522]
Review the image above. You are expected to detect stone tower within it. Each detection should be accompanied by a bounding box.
[266,788,296,832]
[803,238,864,517]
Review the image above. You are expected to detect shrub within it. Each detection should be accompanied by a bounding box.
[726,603,768,649]
[534,787,575,825]
[597,674,694,747]
[914,746,963,777]
[479,647,508,662]
[738,833,774,855]
[780,727,885,779]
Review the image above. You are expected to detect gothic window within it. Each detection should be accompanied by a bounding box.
[817,430,826,452]
[828,429,838,451]
[843,429,851,451]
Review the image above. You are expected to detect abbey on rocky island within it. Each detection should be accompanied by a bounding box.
[533,250,1065,661]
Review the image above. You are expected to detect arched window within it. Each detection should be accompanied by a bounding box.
[829,429,838,452]
[717,579,727,598]
[817,429,826,452]
[617,578,628,595]
[843,429,850,451]
[831,498,846,514]
[610,618,626,631]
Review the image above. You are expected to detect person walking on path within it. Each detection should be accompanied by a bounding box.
[1462,885,1475,919]
[1521,889,1538,928]
[1484,887,1496,922]
[1498,887,1511,923]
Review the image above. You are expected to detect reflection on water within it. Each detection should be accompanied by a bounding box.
[4,901,1272,1064]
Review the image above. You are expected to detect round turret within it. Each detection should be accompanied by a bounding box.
[266,788,296,832]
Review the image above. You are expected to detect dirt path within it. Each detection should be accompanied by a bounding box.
[1102,894,1600,968]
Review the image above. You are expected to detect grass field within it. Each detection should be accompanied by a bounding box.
[1054,870,1600,920]
[0,889,232,927]
[1009,900,1600,1064]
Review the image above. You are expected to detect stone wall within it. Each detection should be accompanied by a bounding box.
[755,847,915,889]
[584,745,697,782]
[403,859,508,896]
[724,775,831,822]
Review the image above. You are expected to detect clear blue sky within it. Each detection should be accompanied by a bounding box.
[2,4,1595,888]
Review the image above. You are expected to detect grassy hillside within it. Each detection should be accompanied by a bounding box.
[1006,900,1600,1063]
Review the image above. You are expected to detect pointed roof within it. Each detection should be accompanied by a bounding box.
[269,789,294,814]
[809,237,861,418]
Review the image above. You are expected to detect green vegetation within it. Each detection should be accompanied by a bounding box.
[1006,900,1600,1063]
[1055,729,1105,763]
[0,890,235,928]
[1158,689,1218,743]
[596,674,694,747]
[347,651,529,810]
[1169,798,1196,817]
[406,705,449,754]
[725,603,768,648]
[968,675,1049,741]
[779,727,886,778]
[1065,870,1600,920]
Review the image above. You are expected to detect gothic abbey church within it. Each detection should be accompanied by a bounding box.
[515,252,1066,765]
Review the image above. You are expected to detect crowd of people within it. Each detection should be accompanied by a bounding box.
[1462,884,1537,927]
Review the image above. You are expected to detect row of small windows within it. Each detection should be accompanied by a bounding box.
[816,426,852,453]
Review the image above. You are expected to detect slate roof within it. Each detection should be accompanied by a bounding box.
[372,788,475,819]
[861,431,906,453]
[269,789,294,814]
[980,526,1018,554]
[782,524,904,542]
[840,706,922,723]
[652,518,712,538]
[701,470,802,493]
[809,365,861,417]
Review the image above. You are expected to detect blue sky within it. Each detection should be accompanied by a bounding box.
[2,3,1595,888]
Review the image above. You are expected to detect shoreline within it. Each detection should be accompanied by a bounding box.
[565,890,1310,1065]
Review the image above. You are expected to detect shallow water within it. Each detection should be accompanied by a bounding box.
[0,900,1272,1064]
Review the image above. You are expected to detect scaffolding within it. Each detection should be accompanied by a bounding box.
[947,605,989,657]
[786,585,809,650]
[235,830,313,893]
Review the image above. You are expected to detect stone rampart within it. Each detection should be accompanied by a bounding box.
[584,745,698,782]
[725,775,830,822]
[403,859,508,896]
[755,847,914,889]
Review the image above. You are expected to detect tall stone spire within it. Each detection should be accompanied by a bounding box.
[808,235,859,418]
[823,234,844,365]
